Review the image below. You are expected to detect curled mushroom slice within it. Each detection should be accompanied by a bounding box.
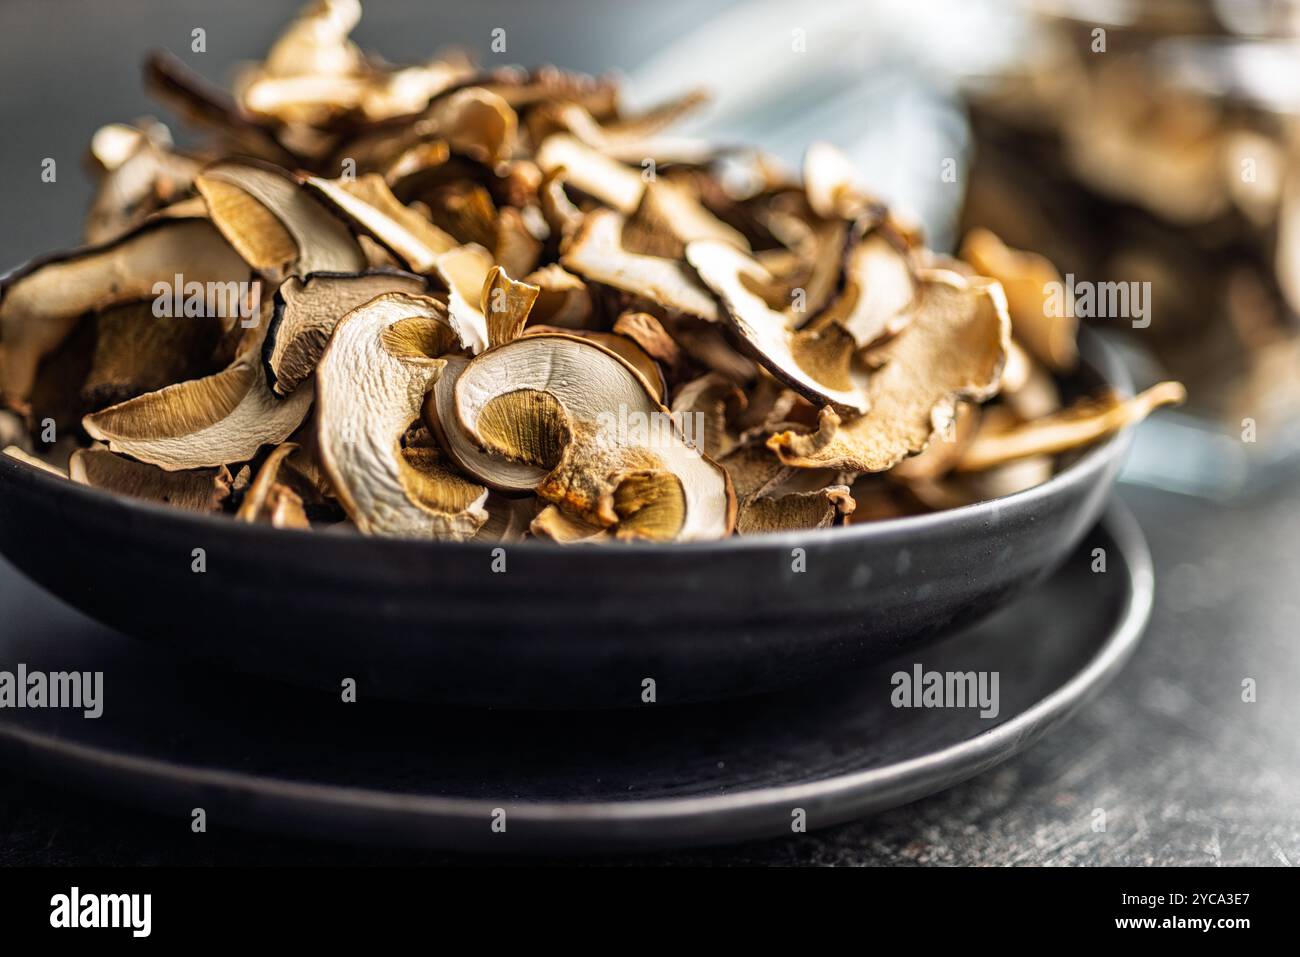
[686,240,870,415]
[316,293,487,539]
[264,268,429,395]
[196,160,366,278]
[736,485,855,535]
[303,173,455,272]
[82,320,314,470]
[235,442,303,525]
[561,209,720,321]
[768,270,1010,472]
[804,141,874,221]
[956,382,1186,473]
[0,217,248,403]
[474,493,542,543]
[814,230,917,349]
[960,228,1076,372]
[528,503,609,543]
[453,333,735,541]
[69,447,234,511]
[670,372,746,459]
[481,266,540,348]
[621,180,751,259]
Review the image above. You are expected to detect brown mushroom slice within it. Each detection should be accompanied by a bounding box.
[453,334,735,541]
[257,0,363,80]
[425,355,550,493]
[235,442,300,523]
[999,340,1061,422]
[736,485,855,535]
[959,228,1076,372]
[82,323,314,471]
[523,325,666,402]
[767,270,1010,472]
[69,448,234,511]
[889,401,980,482]
[481,266,541,348]
[524,265,593,329]
[528,503,609,543]
[0,217,248,403]
[196,160,366,278]
[561,210,720,322]
[534,134,645,213]
[316,294,487,539]
[264,268,429,395]
[422,87,519,165]
[3,445,67,478]
[686,240,870,415]
[815,231,917,349]
[956,381,1186,473]
[612,311,683,372]
[621,180,751,259]
[303,173,456,272]
[670,372,746,459]
[430,245,496,354]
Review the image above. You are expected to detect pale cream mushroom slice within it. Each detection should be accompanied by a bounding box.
[453,333,735,541]
[524,264,593,329]
[670,372,746,459]
[0,217,248,404]
[69,447,235,511]
[960,228,1076,372]
[430,244,496,353]
[768,270,1011,472]
[561,209,720,321]
[264,268,429,395]
[812,229,917,349]
[82,319,314,471]
[302,173,456,272]
[523,325,666,402]
[686,239,870,415]
[535,134,645,213]
[84,120,199,244]
[3,445,68,478]
[474,493,542,543]
[315,293,487,539]
[528,503,610,543]
[196,159,366,279]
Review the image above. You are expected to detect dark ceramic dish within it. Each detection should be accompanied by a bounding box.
[0,331,1133,708]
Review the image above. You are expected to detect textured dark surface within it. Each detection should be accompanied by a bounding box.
[2,483,1298,864]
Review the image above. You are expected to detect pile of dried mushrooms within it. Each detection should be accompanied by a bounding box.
[0,0,1184,543]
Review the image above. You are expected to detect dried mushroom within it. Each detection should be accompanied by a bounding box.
[0,0,1185,541]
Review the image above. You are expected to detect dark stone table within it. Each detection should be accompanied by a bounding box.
[2,482,1297,866]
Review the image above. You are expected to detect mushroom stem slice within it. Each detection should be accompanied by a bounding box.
[453,333,735,541]
[69,448,234,511]
[315,293,488,539]
[767,270,1011,472]
[686,240,871,415]
[956,382,1186,473]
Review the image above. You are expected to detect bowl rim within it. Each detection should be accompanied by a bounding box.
[0,328,1135,557]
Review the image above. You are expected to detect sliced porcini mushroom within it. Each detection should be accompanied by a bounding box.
[813,229,916,348]
[236,443,311,528]
[264,268,429,395]
[736,485,855,535]
[524,264,593,328]
[889,401,980,482]
[3,445,67,478]
[528,91,712,165]
[431,244,496,353]
[686,240,870,415]
[768,270,1011,471]
[538,168,585,242]
[82,318,314,470]
[670,372,746,459]
[315,293,487,539]
[524,324,666,401]
[303,173,455,272]
[427,355,550,492]
[956,381,1186,473]
[474,492,542,543]
[196,160,366,278]
[804,141,875,221]
[424,182,498,250]
[621,180,751,259]
[82,300,224,410]
[0,217,248,403]
[494,206,544,279]
[528,503,609,543]
[452,333,735,541]
[535,134,645,213]
[561,209,720,321]
[84,120,199,245]
[959,228,1076,372]
[421,87,518,164]
[481,266,540,348]
[998,340,1061,421]
[612,311,683,372]
[69,447,234,510]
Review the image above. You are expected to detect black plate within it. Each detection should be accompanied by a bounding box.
[0,332,1133,708]
[0,507,1151,854]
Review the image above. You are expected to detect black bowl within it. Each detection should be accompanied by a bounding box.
[0,331,1134,709]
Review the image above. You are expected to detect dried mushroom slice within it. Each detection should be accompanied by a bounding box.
[474,492,542,543]
[236,443,311,528]
[524,265,593,329]
[686,240,870,415]
[481,266,540,348]
[959,228,1076,372]
[431,244,496,353]
[453,333,735,541]
[3,445,67,478]
[264,268,429,395]
[82,320,314,470]
[0,217,248,403]
[768,270,1010,472]
[804,141,873,221]
[84,121,199,245]
[534,134,645,213]
[196,160,366,278]
[670,372,746,459]
[303,173,456,272]
[316,293,487,539]
[523,325,666,402]
[528,503,608,543]
[736,485,855,535]
[426,355,549,492]
[814,230,916,349]
[621,180,751,259]
[956,382,1186,473]
[69,447,234,511]
[561,209,720,321]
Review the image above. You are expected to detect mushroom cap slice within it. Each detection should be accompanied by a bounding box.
[561,209,720,321]
[264,268,429,395]
[453,333,735,541]
[303,173,456,273]
[425,355,550,493]
[0,217,247,403]
[736,485,855,535]
[767,270,1011,472]
[686,240,870,415]
[814,230,917,349]
[196,160,366,278]
[523,324,666,402]
[69,447,234,511]
[82,326,314,471]
[316,293,488,539]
